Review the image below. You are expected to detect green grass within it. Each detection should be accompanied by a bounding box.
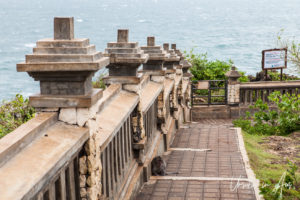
[242,131,287,181]
[242,131,300,199]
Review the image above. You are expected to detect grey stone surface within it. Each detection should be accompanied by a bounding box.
[54,17,74,40]
[147,36,155,46]
[117,29,129,43]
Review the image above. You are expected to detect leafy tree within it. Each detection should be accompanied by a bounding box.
[185,50,248,82]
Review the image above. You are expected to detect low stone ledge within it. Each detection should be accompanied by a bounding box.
[95,91,139,151]
[240,80,300,89]
[164,78,175,102]
[0,122,89,200]
[140,81,163,114]
[0,112,57,168]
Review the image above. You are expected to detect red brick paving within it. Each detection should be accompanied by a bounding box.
[135,120,256,200]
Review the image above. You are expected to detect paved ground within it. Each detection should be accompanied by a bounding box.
[136,120,257,200]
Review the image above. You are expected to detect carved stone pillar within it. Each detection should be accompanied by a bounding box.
[225,66,242,105]
[17,17,109,108]
[163,43,180,78]
[104,29,149,163]
[140,37,170,127]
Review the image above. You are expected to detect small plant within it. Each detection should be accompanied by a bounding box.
[260,161,300,200]
[93,74,106,89]
[233,91,300,135]
[0,94,35,138]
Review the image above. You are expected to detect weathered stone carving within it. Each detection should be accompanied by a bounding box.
[140,36,169,72]
[180,59,192,76]
[104,29,148,79]
[17,17,109,108]
[226,66,242,105]
[162,43,180,70]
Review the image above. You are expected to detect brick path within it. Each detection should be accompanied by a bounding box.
[136,120,257,200]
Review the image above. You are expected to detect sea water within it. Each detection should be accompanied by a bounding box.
[1,0,300,101]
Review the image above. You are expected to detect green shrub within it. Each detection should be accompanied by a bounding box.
[233,91,300,135]
[0,94,35,138]
[185,50,248,82]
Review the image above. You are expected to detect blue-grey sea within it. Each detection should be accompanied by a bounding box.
[1,0,300,101]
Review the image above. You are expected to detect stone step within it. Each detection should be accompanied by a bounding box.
[33,45,96,54]
[110,54,149,64]
[191,105,231,120]
[142,50,166,54]
[107,42,138,49]
[36,38,90,48]
[17,56,110,72]
[105,48,139,54]
[0,122,89,200]
[109,53,144,58]
[25,52,103,63]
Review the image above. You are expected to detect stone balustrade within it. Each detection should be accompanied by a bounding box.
[0,17,192,200]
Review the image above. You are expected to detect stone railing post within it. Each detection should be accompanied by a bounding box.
[163,43,180,114]
[171,43,184,75]
[141,36,169,126]
[104,29,149,163]
[181,59,192,104]
[163,43,180,79]
[17,17,110,200]
[17,17,109,110]
[225,66,241,106]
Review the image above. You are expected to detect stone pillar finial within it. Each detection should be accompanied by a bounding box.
[147,36,155,46]
[163,43,169,51]
[54,17,74,40]
[225,65,241,84]
[171,44,176,50]
[117,29,129,43]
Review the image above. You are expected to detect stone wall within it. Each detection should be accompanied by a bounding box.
[0,17,193,200]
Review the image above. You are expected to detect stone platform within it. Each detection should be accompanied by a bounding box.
[135,120,258,200]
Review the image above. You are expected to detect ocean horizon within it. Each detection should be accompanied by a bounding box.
[1,0,300,101]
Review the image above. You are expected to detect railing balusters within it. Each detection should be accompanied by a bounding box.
[128,116,132,158]
[37,192,44,200]
[124,120,129,163]
[100,113,136,199]
[49,183,56,200]
[240,82,300,105]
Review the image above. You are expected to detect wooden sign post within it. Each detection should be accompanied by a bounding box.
[262,48,287,81]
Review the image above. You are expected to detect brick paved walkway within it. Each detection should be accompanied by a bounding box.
[136,120,257,200]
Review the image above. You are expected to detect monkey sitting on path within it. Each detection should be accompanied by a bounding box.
[151,156,179,176]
